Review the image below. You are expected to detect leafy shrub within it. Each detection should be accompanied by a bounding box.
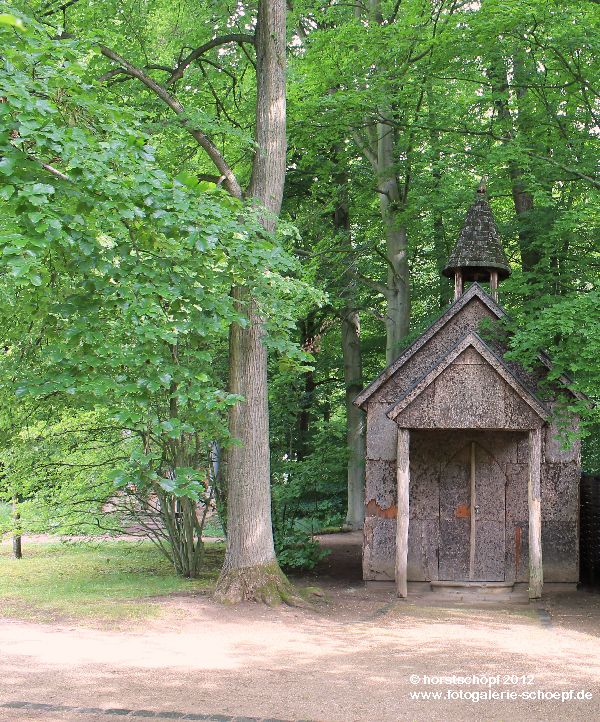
[274,528,329,571]
[270,417,346,570]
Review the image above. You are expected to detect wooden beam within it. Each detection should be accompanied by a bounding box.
[490,270,499,302]
[528,427,543,599]
[454,270,464,301]
[396,428,410,598]
[469,442,476,580]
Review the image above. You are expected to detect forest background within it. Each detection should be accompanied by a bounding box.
[0,0,598,588]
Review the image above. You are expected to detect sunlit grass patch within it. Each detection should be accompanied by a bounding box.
[0,540,224,625]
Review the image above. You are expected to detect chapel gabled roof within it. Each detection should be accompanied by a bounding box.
[442,188,511,280]
[354,283,503,409]
[354,282,585,409]
[386,332,549,423]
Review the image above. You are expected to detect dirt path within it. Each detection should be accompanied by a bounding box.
[1,534,600,721]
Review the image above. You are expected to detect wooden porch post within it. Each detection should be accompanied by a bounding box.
[396,428,410,598]
[528,427,543,599]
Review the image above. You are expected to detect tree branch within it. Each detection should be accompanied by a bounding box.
[37,160,70,182]
[41,0,82,17]
[167,34,255,86]
[526,153,600,190]
[351,129,378,170]
[99,46,243,199]
[388,0,403,23]
[355,269,388,296]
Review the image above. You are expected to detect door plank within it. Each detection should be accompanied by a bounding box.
[438,444,470,581]
[438,438,507,583]
[472,443,506,581]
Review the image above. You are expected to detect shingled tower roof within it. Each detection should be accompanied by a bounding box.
[442,184,511,281]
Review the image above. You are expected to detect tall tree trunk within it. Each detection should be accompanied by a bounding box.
[297,367,315,462]
[427,83,452,308]
[488,56,540,273]
[334,163,365,530]
[342,307,365,529]
[215,0,294,604]
[297,314,317,462]
[365,0,410,363]
[377,117,410,363]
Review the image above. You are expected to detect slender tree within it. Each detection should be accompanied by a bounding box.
[333,163,366,530]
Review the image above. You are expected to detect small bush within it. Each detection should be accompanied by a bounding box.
[274,529,329,571]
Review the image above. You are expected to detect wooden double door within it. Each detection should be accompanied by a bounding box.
[438,440,506,582]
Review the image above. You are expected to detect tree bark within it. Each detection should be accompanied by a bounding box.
[215,0,295,604]
[342,307,365,529]
[297,314,317,461]
[488,56,540,273]
[333,161,365,530]
[357,1,410,364]
[377,117,410,363]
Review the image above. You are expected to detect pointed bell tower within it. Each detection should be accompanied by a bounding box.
[442,181,511,302]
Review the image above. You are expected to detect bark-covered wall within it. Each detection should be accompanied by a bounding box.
[542,409,580,582]
[368,296,497,405]
[392,347,543,430]
[361,294,580,585]
[363,428,579,583]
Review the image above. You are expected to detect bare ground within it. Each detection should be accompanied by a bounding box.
[1,533,600,722]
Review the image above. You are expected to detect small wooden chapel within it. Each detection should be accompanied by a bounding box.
[355,185,582,599]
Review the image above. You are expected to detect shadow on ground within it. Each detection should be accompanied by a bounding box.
[1,532,600,722]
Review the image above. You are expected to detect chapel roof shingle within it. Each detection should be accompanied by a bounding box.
[442,190,511,280]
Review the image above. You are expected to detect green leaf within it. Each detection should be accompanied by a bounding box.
[0,157,16,176]
[174,171,199,189]
[158,477,176,493]
[0,14,25,30]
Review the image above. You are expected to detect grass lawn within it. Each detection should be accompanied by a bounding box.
[0,540,224,625]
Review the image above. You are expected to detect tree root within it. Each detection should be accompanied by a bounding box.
[214,561,306,606]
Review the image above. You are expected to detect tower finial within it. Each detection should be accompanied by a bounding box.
[478,176,488,194]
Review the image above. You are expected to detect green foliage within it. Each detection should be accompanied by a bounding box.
[0,503,10,533]
[505,286,600,428]
[582,428,600,476]
[0,11,23,28]
[274,529,328,572]
[287,0,599,424]
[0,10,317,574]
[202,513,225,538]
[0,408,124,536]
[271,408,346,569]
